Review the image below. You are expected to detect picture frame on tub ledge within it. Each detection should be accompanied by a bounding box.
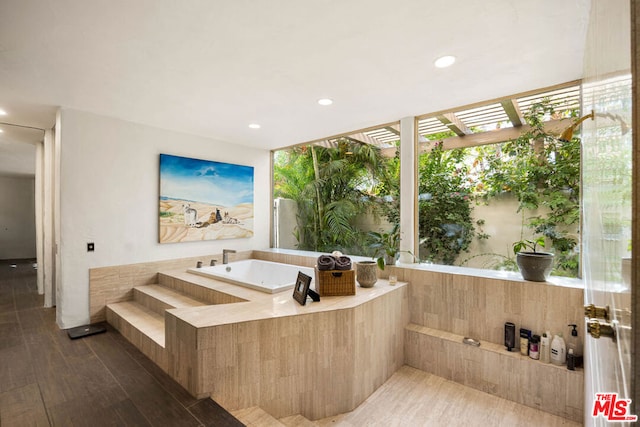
[292,272,312,306]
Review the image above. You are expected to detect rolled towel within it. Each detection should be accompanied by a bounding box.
[317,255,336,271]
[334,256,352,271]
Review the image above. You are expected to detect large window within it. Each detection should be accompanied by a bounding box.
[271,82,584,279]
[416,83,582,277]
[272,124,400,257]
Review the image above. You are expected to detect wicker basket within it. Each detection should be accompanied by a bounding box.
[315,268,356,296]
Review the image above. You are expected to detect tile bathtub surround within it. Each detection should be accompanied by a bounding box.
[403,268,585,348]
[97,249,585,422]
[98,250,409,421]
[89,251,253,322]
[166,284,409,420]
[252,250,319,268]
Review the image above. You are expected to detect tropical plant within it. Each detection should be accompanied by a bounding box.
[374,143,400,225]
[513,235,546,254]
[273,139,397,254]
[418,141,477,265]
[368,223,400,270]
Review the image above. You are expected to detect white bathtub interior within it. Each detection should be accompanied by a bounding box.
[187,259,315,293]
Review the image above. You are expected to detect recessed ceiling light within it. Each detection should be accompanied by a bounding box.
[0,129,4,133]
[0,109,7,116]
[248,123,261,129]
[318,98,333,106]
[434,55,456,68]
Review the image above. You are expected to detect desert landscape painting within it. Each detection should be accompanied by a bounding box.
[159,154,254,243]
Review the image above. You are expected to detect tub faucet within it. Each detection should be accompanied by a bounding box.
[222,249,236,264]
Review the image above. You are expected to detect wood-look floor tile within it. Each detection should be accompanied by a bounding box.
[14,291,41,311]
[0,262,272,426]
[14,306,44,331]
[87,332,202,427]
[0,290,15,313]
[47,393,151,427]
[109,398,154,427]
[0,382,50,427]
[120,339,201,407]
[23,331,70,376]
[0,322,24,350]
[50,327,95,359]
[0,343,37,393]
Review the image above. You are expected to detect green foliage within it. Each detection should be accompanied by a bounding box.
[273,140,397,254]
[273,99,581,278]
[459,252,518,271]
[418,142,477,264]
[368,223,400,270]
[374,143,400,225]
[474,99,581,276]
[159,211,175,218]
[513,236,546,254]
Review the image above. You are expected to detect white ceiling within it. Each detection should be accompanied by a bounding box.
[0,0,591,176]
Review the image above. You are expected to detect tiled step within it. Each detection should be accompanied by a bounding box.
[158,272,247,305]
[231,406,286,427]
[106,301,168,370]
[107,301,165,346]
[279,414,317,426]
[133,284,206,314]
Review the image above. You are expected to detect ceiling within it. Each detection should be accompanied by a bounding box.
[0,0,591,176]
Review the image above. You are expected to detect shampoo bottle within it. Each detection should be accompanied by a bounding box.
[567,324,583,368]
[550,333,566,365]
[567,349,576,370]
[529,335,540,360]
[540,331,550,363]
[520,328,530,356]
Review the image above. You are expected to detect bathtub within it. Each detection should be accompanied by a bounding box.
[187,259,315,294]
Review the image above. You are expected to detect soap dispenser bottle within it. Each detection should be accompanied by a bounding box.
[567,324,583,368]
[550,333,566,365]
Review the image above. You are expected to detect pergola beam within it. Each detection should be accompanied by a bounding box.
[345,133,382,146]
[436,113,472,136]
[384,126,400,136]
[381,117,574,157]
[500,99,524,127]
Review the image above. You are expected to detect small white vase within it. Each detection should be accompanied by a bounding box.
[356,261,378,288]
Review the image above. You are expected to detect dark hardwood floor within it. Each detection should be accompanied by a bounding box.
[0,261,244,427]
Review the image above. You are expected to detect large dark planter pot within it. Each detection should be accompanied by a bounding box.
[516,251,554,282]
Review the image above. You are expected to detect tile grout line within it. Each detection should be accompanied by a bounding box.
[11,265,54,427]
[102,327,210,426]
[85,333,158,427]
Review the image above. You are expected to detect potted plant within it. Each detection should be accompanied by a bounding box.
[513,236,554,282]
[368,224,400,270]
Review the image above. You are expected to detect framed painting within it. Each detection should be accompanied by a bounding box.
[159,154,254,243]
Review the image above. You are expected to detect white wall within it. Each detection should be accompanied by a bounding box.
[0,175,36,259]
[57,109,271,328]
